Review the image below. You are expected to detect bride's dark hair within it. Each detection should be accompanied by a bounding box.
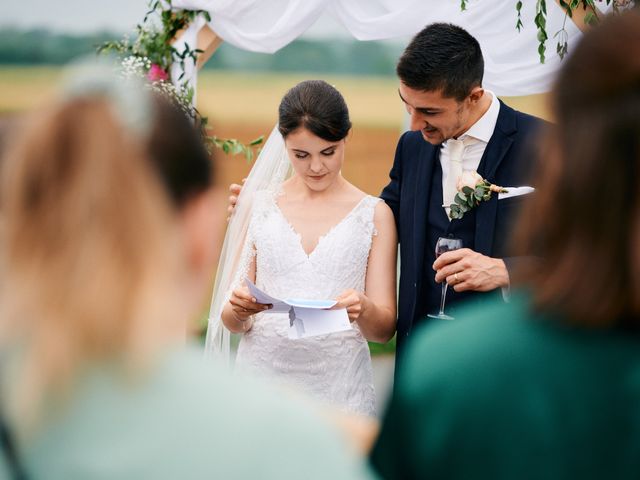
[278,80,352,142]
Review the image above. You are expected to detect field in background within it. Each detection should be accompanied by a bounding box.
[0,67,551,128]
[195,70,551,199]
[0,66,551,340]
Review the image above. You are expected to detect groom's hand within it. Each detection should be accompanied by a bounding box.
[227,179,246,221]
[433,248,509,292]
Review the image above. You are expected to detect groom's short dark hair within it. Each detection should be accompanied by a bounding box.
[397,23,484,101]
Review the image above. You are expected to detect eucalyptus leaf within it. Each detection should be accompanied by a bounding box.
[584,11,596,25]
[538,43,546,63]
[231,143,244,155]
[458,0,626,64]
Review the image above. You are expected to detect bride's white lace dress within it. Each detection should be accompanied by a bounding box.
[235,191,380,416]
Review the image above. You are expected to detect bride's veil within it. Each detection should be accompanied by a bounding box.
[204,126,291,363]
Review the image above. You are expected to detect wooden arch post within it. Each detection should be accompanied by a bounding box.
[195,24,224,70]
[171,21,222,339]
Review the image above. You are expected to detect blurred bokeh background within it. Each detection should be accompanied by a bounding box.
[0,1,550,344]
[0,1,554,409]
[0,1,550,195]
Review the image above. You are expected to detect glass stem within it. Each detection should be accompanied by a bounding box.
[439,282,448,315]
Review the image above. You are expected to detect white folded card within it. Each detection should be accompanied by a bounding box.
[498,186,535,200]
[244,278,351,339]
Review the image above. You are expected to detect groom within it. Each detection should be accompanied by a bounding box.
[384,23,544,358]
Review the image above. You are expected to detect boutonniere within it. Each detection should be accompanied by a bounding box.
[449,171,508,220]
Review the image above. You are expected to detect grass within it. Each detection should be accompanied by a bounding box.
[369,335,396,355]
[0,67,405,127]
[0,66,551,121]
[0,66,63,114]
[197,70,405,129]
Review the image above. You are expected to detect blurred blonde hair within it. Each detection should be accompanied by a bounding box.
[0,95,185,430]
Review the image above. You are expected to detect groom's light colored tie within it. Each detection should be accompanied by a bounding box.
[443,138,465,215]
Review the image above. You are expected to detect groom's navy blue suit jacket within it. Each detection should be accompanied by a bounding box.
[381,101,544,356]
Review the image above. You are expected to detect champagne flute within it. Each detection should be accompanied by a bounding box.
[427,236,463,320]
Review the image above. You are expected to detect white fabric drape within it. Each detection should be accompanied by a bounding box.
[171,0,613,96]
[170,14,206,105]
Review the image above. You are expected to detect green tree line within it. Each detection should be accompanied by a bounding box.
[0,28,401,76]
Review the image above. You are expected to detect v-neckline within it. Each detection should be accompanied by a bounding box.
[271,195,370,259]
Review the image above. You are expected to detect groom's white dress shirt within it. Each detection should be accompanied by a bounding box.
[439,90,500,205]
[437,91,511,299]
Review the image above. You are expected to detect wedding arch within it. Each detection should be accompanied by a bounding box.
[169,0,623,100]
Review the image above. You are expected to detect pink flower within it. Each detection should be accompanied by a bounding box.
[147,64,169,82]
[456,170,484,192]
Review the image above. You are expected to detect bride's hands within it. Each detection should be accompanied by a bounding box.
[334,289,370,323]
[229,285,271,323]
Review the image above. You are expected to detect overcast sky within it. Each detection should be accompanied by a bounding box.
[2,0,350,37]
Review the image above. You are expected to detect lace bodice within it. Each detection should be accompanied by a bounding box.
[235,191,380,416]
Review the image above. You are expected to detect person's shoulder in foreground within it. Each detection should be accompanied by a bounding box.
[371,293,640,480]
[20,344,374,480]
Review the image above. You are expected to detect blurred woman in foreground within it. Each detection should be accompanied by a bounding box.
[371,10,640,480]
[0,66,370,480]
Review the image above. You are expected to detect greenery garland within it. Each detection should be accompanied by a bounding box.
[460,0,636,63]
[98,0,263,161]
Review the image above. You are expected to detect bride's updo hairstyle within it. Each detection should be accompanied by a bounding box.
[0,74,212,426]
[278,80,352,142]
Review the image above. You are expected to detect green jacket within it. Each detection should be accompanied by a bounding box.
[371,293,640,479]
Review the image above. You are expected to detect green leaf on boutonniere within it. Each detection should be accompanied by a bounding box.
[461,186,474,196]
[450,204,463,219]
[474,187,484,201]
[466,196,476,208]
[455,192,467,205]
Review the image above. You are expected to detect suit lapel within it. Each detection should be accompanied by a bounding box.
[413,143,438,284]
[475,101,516,256]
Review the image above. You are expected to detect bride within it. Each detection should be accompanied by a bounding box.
[208,80,396,417]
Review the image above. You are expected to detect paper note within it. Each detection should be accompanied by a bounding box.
[287,306,351,339]
[245,278,290,313]
[244,278,351,339]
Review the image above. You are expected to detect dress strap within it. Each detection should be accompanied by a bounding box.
[350,195,381,236]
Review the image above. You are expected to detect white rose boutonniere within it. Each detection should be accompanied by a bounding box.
[449,171,508,220]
